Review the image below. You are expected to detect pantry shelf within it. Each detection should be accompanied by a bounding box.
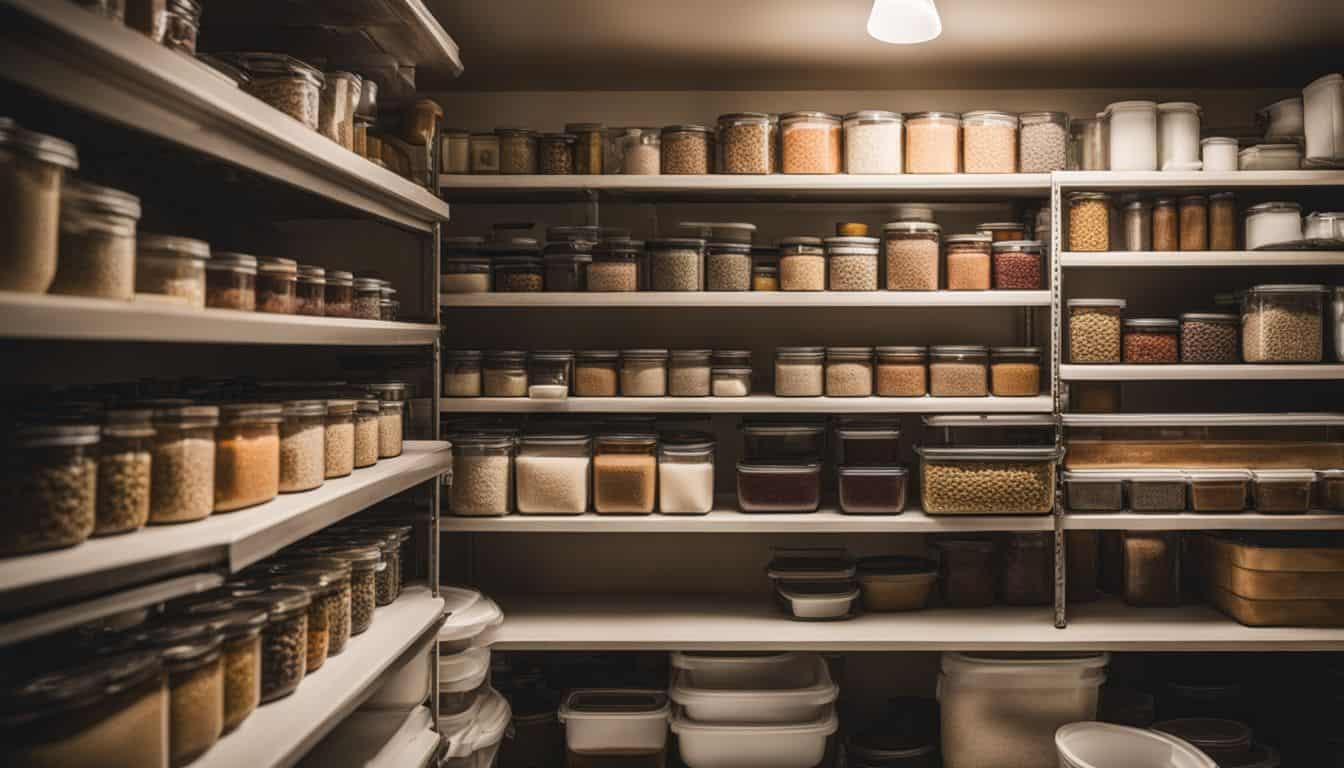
[0,292,441,346]
[484,594,1344,651]
[440,291,1052,308]
[439,395,1054,414]
[1060,250,1344,267]
[1054,170,1344,190]
[195,587,446,768]
[0,442,450,617]
[1065,513,1344,531]
[1059,364,1344,381]
[0,0,452,232]
[440,509,1056,533]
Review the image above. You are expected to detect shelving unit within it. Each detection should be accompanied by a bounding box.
[1061,250,1344,267]
[440,394,1053,414]
[440,290,1051,308]
[1054,170,1344,190]
[1060,364,1344,381]
[442,508,1056,533]
[1064,513,1344,531]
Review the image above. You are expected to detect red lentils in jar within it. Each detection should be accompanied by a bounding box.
[1122,318,1179,364]
[991,240,1044,289]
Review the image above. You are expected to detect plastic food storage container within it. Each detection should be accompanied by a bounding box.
[543,245,591,292]
[883,221,940,291]
[1123,531,1181,606]
[1189,470,1251,512]
[1244,202,1303,250]
[615,127,661,175]
[1152,196,1178,251]
[377,399,404,458]
[1121,199,1152,251]
[516,434,591,515]
[936,539,997,608]
[738,460,822,513]
[3,424,99,556]
[146,403,217,524]
[1325,470,1344,511]
[661,124,711,174]
[441,129,470,173]
[1251,469,1316,514]
[835,422,900,466]
[437,646,490,715]
[587,240,640,292]
[1065,470,1126,511]
[496,128,538,174]
[594,433,657,514]
[1055,722,1217,768]
[559,690,669,759]
[752,263,779,290]
[928,345,988,397]
[449,434,514,517]
[839,466,909,515]
[658,435,715,515]
[537,133,576,174]
[705,242,752,291]
[742,422,826,460]
[1202,136,1240,172]
[918,446,1059,515]
[1105,100,1158,170]
[825,236,880,291]
[1069,298,1126,363]
[1239,143,1302,171]
[648,237,705,291]
[233,53,324,130]
[469,132,500,173]
[1259,96,1305,140]
[1128,472,1188,512]
[1209,192,1237,250]
[672,704,838,768]
[990,241,1043,289]
[1240,283,1325,362]
[961,110,1018,173]
[844,110,903,174]
[481,350,527,397]
[775,582,859,620]
[857,556,935,611]
[574,350,619,396]
[1305,210,1344,240]
[274,400,323,494]
[352,400,379,468]
[717,112,773,174]
[905,112,961,173]
[240,587,311,702]
[619,348,667,397]
[212,403,282,511]
[989,346,1041,396]
[493,254,545,293]
[666,349,711,397]
[136,233,210,308]
[944,234,991,290]
[441,687,511,768]
[779,111,841,174]
[1122,318,1180,364]
[711,356,752,396]
[205,252,257,310]
[51,179,140,299]
[1018,111,1069,172]
[1070,115,1108,171]
[977,222,1026,242]
[0,126,79,294]
[775,346,825,396]
[1068,192,1111,252]
[1303,73,1344,163]
[317,71,361,150]
[1178,194,1209,251]
[92,410,154,537]
[1000,533,1054,605]
[1157,102,1202,170]
[1179,313,1238,363]
[778,236,827,290]
[825,346,874,397]
[671,653,836,725]
[876,346,928,396]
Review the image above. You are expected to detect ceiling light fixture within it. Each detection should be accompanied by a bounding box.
[867,0,942,44]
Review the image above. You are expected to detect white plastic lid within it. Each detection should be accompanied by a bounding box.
[559,689,671,721]
[1055,722,1216,768]
[1251,469,1318,483]
[942,652,1109,678]
[670,651,800,673]
[442,688,511,760]
[439,647,490,692]
[670,703,839,736]
[438,587,503,647]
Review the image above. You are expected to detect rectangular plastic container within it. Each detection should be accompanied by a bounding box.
[1238,143,1302,170]
[669,653,838,724]
[670,704,838,768]
[857,556,937,612]
[1304,73,1344,163]
[1252,469,1317,514]
[838,465,909,515]
[741,422,826,461]
[558,689,670,756]
[1189,470,1251,513]
[737,461,821,513]
[1064,470,1126,511]
[669,652,805,689]
[917,446,1060,515]
[1128,472,1189,513]
[774,581,859,620]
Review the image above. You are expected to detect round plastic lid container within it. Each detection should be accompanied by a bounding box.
[1055,722,1216,768]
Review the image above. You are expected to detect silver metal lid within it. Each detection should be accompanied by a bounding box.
[1123,318,1179,331]
[62,179,141,220]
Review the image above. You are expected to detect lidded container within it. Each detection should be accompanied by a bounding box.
[876,346,928,397]
[779,111,842,174]
[648,237,705,291]
[960,110,1019,173]
[616,127,661,175]
[990,240,1043,289]
[1122,198,1152,252]
[0,125,79,294]
[377,400,404,458]
[778,236,827,291]
[275,400,325,495]
[352,276,384,318]
[136,233,210,308]
[323,399,356,479]
[669,651,839,723]
[206,252,258,310]
[537,132,577,175]
[1128,471,1189,513]
[449,434,515,517]
[1069,115,1108,171]
[1157,101,1202,169]
[1303,72,1344,164]
[944,233,991,290]
[1153,196,1179,251]
[839,466,910,516]
[1068,298,1126,364]
[1068,191,1111,251]
[215,402,282,510]
[543,242,591,291]
[2,424,100,556]
[1104,99,1159,171]
[482,349,528,397]
[529,349,574,399]
[1180,312,1239,363]
[469,132,500,173]
[232,53,325,130]
[717,112,773,174]
[658,433,716,515]
[558,690,670,759]
[1188,470,1251,512]
[1251,469,1316,514]
[589,239,641,292]
[1018,111,1070,172]
[1239,142,1302,171]
[620,348,668,397]
[825,236,880,291]
[669,349,713,396]
[905,112,961,173]
[317,70,362,150]
[565,122,606,174]
[883,221,941,291]
[1202,136,1240,172]
[240,587,312,702]
[989,346,1041,396]
[1305,210,1344,240]
[737,460,823,513]
[593,433,658,514]
[825,346,874,397]
[917,445,1061,514]
[1064,469,1125,511]
[515,433,592,516]
[322,269,353,316]
[1259,95,1305,140]
[575,349,620,397]
[661,124,712,174]
[1000,533,1054,605]
[1122,318,1180,364]
[96,409,156,536]
[295,264,326,316]
[1179,194,1209,251]
[497,128,538,174]
[775,346,825,397]
[256,256,298,314]
[705,241,753,291]
[149,403,219,524]
[52,179,141,299]
[843,110,904,174]
[353,399,380,468]
[1123,531,1181,605]
[835,420,901,466]
[928,345,988,397]
[441,129,470,173]
[1240,283,1326,363]
[1244,201,1303,250]
[1055,722,1217,768]
[741,422,826,460]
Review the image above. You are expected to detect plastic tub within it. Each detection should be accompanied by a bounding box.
[839,466,909,515]
[516,434,591,515]
[1303,73,1344,163]
[1239,143,1302,171]
[836,423,901,466]
[594,433,657,514]
[1201,137,1239,172]
[669,653,836,724]
[671,704,837,768]
[1055,722,1216,768]
[1260,96,1304,140]
[1105,100,1158,171]
[1129,472,1188,512]
[362,625,434,711]
[1244,202,1303,250]
[780,111,842,174]
[858,556,936,611]
[1189,469,1251,512]
[1065,470,1125,511]
[559,690,669,756]
[738,460,821,513]
[767,550,856,582]
[669,652,804,689]
[944,234,991,290]
[529,350,574,399]
[905,112,961,174]
[918,446,1059,515]
[438,587,503,652]
[776,581,859,620]
[659,435,716,515]
[1251,469,1316,514]
[1158,102,1202,170]
[437,647,490,715]
[718,113,773,174]
[844,110,904,174]
[441,687,511,768]
[928,345,988,397]
[1068,298,1126,363]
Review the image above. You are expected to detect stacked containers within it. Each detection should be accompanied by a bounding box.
[767,549,859,620]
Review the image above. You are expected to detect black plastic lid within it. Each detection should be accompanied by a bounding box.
[240,586,312,621]
[0,651,162,726]
[857,556,938,576]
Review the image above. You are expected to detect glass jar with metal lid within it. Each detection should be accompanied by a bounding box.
[168,601,268,732]
[780,111,842,174]
[353,399,380,468]
[616,127,661,174]
[667,349,712,396]
[588,240,640,292]
[826,347,875,397]
[497,128,538,174]
[469,132,500,173]
[1122,198,1153,251]
[239,587,312,701]
[593,433,658,514]
[515,433,593,515]
[441,236,490,293]
[989,346,1042,396]
[149,403,218,523]
[575,350,620,396]
[378,400,405,457]
[51,179,141,299]
[1068,191,1111,251]
[1179,194,1209,251]
[752,263,779,291]
[483,350,528,397]
[928,345,989,397]
[350,276,381,318]
[221,53,325,129]
[255,256,297,314]
[1241,284,1327,363]
[493,254,545,293]
[1150,197,1178,251]
[378,282,398,321]
[906,111,962,173]
[661,124,711,174]
[203,252,257,310]
[448,434,515,516]
[323,399,357,478]
[843,110,903,174]
[97,409,155,536]
[705,242,752,291]
[824,236,880,291]
[136,233,210,308]
[1018,111,1070,172]
[1,123,79,294]
[529,350,574,399]
[538,133,576,175]
[565,122,606,174]
[366,381,408,402]
[151,628,226,765]
[215,403,282,510]
[295,263,325,316]
[648,237,705,291]
[876,346,928,397]
[658,433,716,514]
[318,70,362,149]
[944,233,992,290]
[775,346,825,396]
[1179,313,1239,363]
[717,113,772,174]
[309,544,383,635]
[882,221,941,291]
[323,269,353,316]
[990,240,1044,289]
[2,424,100,556]
[961,110,1019,173]
[1122,318,1180,364]
[778,236,826,290]
[274,400,323,494]
[620,349,669,397]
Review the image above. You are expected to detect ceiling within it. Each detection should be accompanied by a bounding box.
[425,0,1344,91]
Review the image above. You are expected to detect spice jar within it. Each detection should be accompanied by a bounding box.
[469,132,500,173]
[216,403,282,510]
[883,221,941,291]
[780,111,842,174]
[233,53,324,131]
[1000,533,1053,606]
[565,123,605,174]
[843,110,903,174]
[52,179,141,299]
[616,127,661,174]
[1209,191,1237,250]
[825,347,875,397]
[1068,192,1111,251]
[905,112,961,173]
[96,409,154,536]
[149,403,218,524]
[256,256,297,314]
[961,110,1019,173]
[620,349,668,397]
[648,237,705,291]
[775,346,825,396]
[1019,111,1070,172]
[669,349,712,396]
[991,240,1044,289]
[990,346,1041,396]
[1,125,80,294]
[977,222,1026,242]
[929,346,989,397]
[482,350,528,397]
[752,263,779,291]
[575,350,620,396]
[448,434,514,516]
[241,587,311,702]
[1179,313,1239,363]
[206,252,258,311]
[1123,532,1181,606]
[593,433,658,514]
[441,129,469,173]
[318,71,361,150]
[378,400,404,458]
[497,129,538,174]
[323,269,353,316]
[538,133,576,174]
[944,234,991,290]
[2,424,99,556]
[544,244,591,291]
[1179,194,1209,251]
[1068,298,1126,363]
[778,236,826,290]
[1241,283,1326,363]
[661,124,711,174]
[352,276,383,318]
[529,350,574,399]
[323,399,356,479]
[587,240,640,292]
[1123,318,1180,364]
[876,346,928,397]
[825,236,880,291]
[1122,199,1153,251]
[136,233,210,308]
[1151,197,1178,251]
[295,264,326,316]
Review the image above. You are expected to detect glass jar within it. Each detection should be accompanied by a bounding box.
[379,284,398,321]
[659,435,716,515]
[265,571,334,673]
[339,547,383,635]
[620,349,668,397]
[1018,111,1069,172]
[990,346,1041,396]
[296,264,326,316]
[775,346,825,397]
[977,222,1026,242]
[96,409,154,536]
[318,70,361,150]
[1068,192,1111,252]
[882,221,940,291]
[1179,194,1209,251]
[648,237,705,291]
[1241,284,1327,363]
[2,424,99,556]
[441,237,490,293]
[441,130,470,173]
[944,234,991,290]
[937,539,997,608]
[661,124,711,174]
[1069,115,1108,171]
[778,236,827,291]
[51,179,141,299]
[1104,100,1159,171]
[469,132,500,174]
[1152,197,1178,251]
[717,113,772,174]
[617,127,661,174]
[928,345,988,397]
[843,110,903,174]
[149,404,218,524]
[1179,313,1239,363]
[1068,298,1126,363]
[752,263,779,291]
[233,53,324,131]
[825,347,874,397]
[136,233,210,308]
[240,587,311,702]
[352,277,383,318]
[669,349,712,396]
[378,400,404,458]
[905,112,961,173]
[705,242,752,291]
[483,350,528,397]
[990,240,1044,289]
[353,400,380,468]
[780,111,842,174]
[1121,199,1152,252]
[825,236,880,291]
[216,403,282,510]
[206,252,257,310]
[493,255,545,292]
[1000,533,1053,606]
[1244,201,1303,250]
[712,364,752,397]
[1209,192,1237,250]
[159,633,224,766]
[961,110,1018,173]
[593,433,658,514]
[876,346,927,397]
[516,434,592,515]
[564,122,605,174]
[448,434,514,516]
[256,256,298,314]
[324,399,356,479]
[324,269,353,316]
[1123,532,1181,606]
[529,350,574,399]
[589,241,640,291]
[0,126,79,294]
[352,117,370,158]
[538,133,576,175]
[497,129,538,174]
[544,245,591,292]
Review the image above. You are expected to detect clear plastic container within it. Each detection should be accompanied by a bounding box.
[1240,284,1326,363]
[977,222,1026,242]
[742,423,826,460]
[148,404,218,524]
[1252,469,1316,514]
[905,112,961,173]
[589,241,640,292]
[559,690,670,758]
[648,237,705,291]
[516,434,591,515]
[1018,111,1069,172]
[705,242,752,291]
[1068,298,1126,364]
[775,346,825,396]
[917,446,1060,514]
[617,348,666,397]
[1070,115,1108,171]
[543,246,591,292]
[492,254,545,293]
[1064,470,1126,511]
[1123,318,1180,364]
[661,124,711,174]
[936,539,997,607]
[839,466,909,515]
[295,264,325,316]
[669,349,712,396]
[991,240,1043,289]
[527,350,573,399]
[718,112,773,174]
[256,256,298,314]
[928,345,988,397]
[752,263,779,291]
[961,110,1018,173]
[593,434,658,514]
[844,110,903,174]
[738,460,822,513]
[318,70,361,150]
[353,399,379,468]
[780,111,842,174]
[712,366,752,397]
[469,132,500,173]
[670,652,838,723]
[883,221,940,291]
[323,399,356,479]
[377,400,404,458]
[1239,143,1302,171]
[1000,532,1054,605]
[1123,532,1181,606]
[825,236,880,291]
[481,350,527,397]
[575,350,620,396]
[241,587,311,702]
[990,346,1041,396]
[825,346,874,397]
[1304,72,1344,164]
[1068,192,1111,252]
[1105,100,1159,171]
[1121,198,1152,252]
[659,435,716,515]
[778,236,826,291]
[497,129,538,174]
[2,424,99,555]
[232,53,324,131]
[206,252,257,311]
[216,403,282,510]
[1129,472,1188,512]
[617,127,661,175]
[538,133,576,175]
[450,434,514,516]
[1153,197,1179,251]
[52,179,141,299]
[1319,469,1344,512]
[1201,136,1239,171]
[944,234,991,290]
[835,422,900,466]
[1244,201,1303,250]
[136,233,210,308]
[1188,470,1251,512]
[1179,194,1209,251]
[876,346,928,396]
[0,125,80,294]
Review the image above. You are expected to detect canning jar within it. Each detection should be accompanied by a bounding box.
[1179,195,1208,251]
[780,111,842,174]
[1105,100,1158,171]
[620,349,668,397]
[775,346,825,396]
[378,400,404,458]
[1122,532,1180,606]
[991,240,1044,289]
[883,221,941,291]
[1068,192,1111,251]
[350,276,382,318]
[752,263,779,290]
[1209,192,1237,250]
[961,110,1018,173]
[718,113,772,174]
[256,256,297,314]
[206,252,257,310]
[905,112,961,173]
[1201,136,1239,172]
[1152,197,1178,251]
[575,350,620,396]
[497,129,538,174]
[1179,313,1239,363]
[661,124,711,174]
[318,71,361,149]
[1067,298,1125,363]
[737,460,822,513]
[379,283,399,321]
[529,350,574,399]
[944,234,991,290]
[515,434,591,515]
[1157,102,1202,169]
[825,347,874,397]
[565,122,605,174]
[825,236,880,291]
[234,53,324,131]
[617,127,661,174]
[1000,533,1053,605]
[136,233,210,307]
[323,269,353,316]
[482,350,528,397]
[1018,111,1069,172]
[977,222,1026,242]
[353,400,379,468]
[648,237,705,291]
[1244,201,1303,250]
[96,409,154,536]
[936,539,997,607]
[295,264,325,316]
[876,346,928,396]
[240,587,311,701]
[538,133,576,174]
[149,404,217,524]
[778,236,827,290]
[449,434,514,516]
[1,126,79,294]
[323,399,355,479]
[1122,199,1152,251]
[669,349,712,396]
[990,346,1041,396]
[705,242,752,291]
[929,345,988,397]
[2,424,99,556]
[589,240,640,291]
[543,244,591,291]
[469,132,500,173]
[441,129,469,173]
[51,179,141,299]
[1123,318,1180,364]
[1069,115,1108,171]
[843,110,903,174]
[1241,283,1326,362]
[593,433,658,514]
[658,434,715,514]
[216,402,282,509]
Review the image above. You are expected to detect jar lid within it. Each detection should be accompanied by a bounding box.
[297,263,325,279]
[11,423,100,448]
[62,179,141,220]
[962,109,1018,124]
[1069,191,1110,201]
[1245,201,1303,215]
[907,111,961,121]
[521,433,592,448]
[718,111,770,122]
[780,111,840,122]
[706,242,752,255]
[1179,194,1208,204]
[991,345,1041,356]
[494,127,537,137]
[354,276,384,290]
[883,220,941,234]
[443,235,485,247]
[1018,111,1069,123]
[596,432,657,446]
[1068,298,1127,308]
[564,122,605,132]
[208,251,258,271]
[1180,312,1238,323]
[1104,99,1157,114]
[1247,283,1327,294]
[1201,136,1238,146]
[5,127,79,168]
[978,222,1026,232]
[1123,318,1180,331]
[532,349,575,361]
[595,240,641,257]
[622,348,669,360]
[646,237,705,249]
[258,256,298,274]
[1123,199,1152,210]
[152,403,220,427]
[268,570,340,598]
[843,109,902,122]
[222,401,285,422]
[670,349,712,360]
[1157,101,1201,114]
[826,346,874,357]
[776,345,825,356]
[1152,718,1253,753]
[777,236,824,247]
[138,233,211,261]
[743,422,825,436]
[930,344,989,358]
[990,240,1043,251]
[661,124,711,134]
[893,204,936,222]
[104,408,155,438]
[450,432,515,450]
[577,349,620,361]
[876,345,928,358]
[308,543,383,569]
[483,349,528,364]
[221,52,324,86]
[944,233,992,244]
[823,236,880,247]
[0,651,161,725]
[752,263,778,274]
[241,586,312,620]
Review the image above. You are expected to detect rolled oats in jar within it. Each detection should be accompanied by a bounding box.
[944,234,991,290]
[905,112,961,173]
[778,236,826,291]
[497,129,538,174]
[929,345,988,397]
[620,349,669,397]
[324,270,354,317]
[876,346,928,397]
[825,236,880,291]
[296,264,325,316]
[353,399,380,468]
[232,53,324,131]
[780,111,842,174]
[717,113,772,174]
[51,179,141,299]
[825,347,874,397]
[378,400,404,458]
[538,133,576,174]
[149,403,218,524]
[1068,192,1111,252]
[324,399,357,479]
[883,221,940,291]
[443,349,483,397]
[96,409,155,537]
[206,252,258,311]
[844,110,903,174]
[136,233,210,308]
[0,124,79,294]
[961,110,1018,173]
[661,124,711,175]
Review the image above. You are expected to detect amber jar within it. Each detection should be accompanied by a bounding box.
[1209,192,1237,251]
[1152,197,1179,251]
[1179,195,1208,251]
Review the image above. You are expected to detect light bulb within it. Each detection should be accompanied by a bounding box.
[867,0,942,44]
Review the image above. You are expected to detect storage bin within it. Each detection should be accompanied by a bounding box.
[1000,532,1054,606]
[482,350,528,397]
[738,460,821,513]
[449,435,515,517]
[990,240,1043,289]
[1123,318,1179,364]
[1129,472,1188,512]
[918,446,1059,515]
[858,556,935,610]
[516,434,591,515]
[206,252,258,310]
[1201,137,1239,172]
[944,234,991,290]
[775,346,825,396]
[1303,73,1344,163]
[669,653,837,724]
[529,350,574,399]
[742,422,826,460]
[232,53,324,130]
[1068,298,1126,363]
[671,704,838,768]
[1105,100,1158,171]
[559,690,669,756]
[1244,202,1303,250]
[1068,192,1111,251]
[936,538,997,607]
[1240,283,1325,362]
[844,110,903,173]
[3,424,99,556]
[905,112,961,173]
[1189,470,1251,512]
[928,345,988,397]
[882,221,940,291]
[1123,531,1181,606]
[437,647,490,715]
[778,236,827,290]
[825,346,874,396]
[661,124,711,174]
[442,687,511,768]
[136,233,209,308]
[1055,722,1216,768]
[825,236,880,291]
[780,111,841,174]
[961,110,1018,173]
[1157,102,1201,170]
[876,346,928,396]
[1251,469,1315,513]
[989,346,1041,396]
[659,434,715,515]
[1018,111,1069,172]
[718,112,773,174]
[1065,470,1126,511]
[1191,533,1344,626]
[839,465,909,515]
[1239,143,1302,171]
[594,433,657,514]
[1260,96,1305,140]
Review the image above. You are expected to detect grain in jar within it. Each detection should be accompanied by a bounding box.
[705,242,752,291]
[775,346,825,396]
[483,350,528,397]
[661,124,711,174]
[883,221,940,290]
[492,253,545,295]
[1068,192,1110,251]
[905,112,961,174]
[1241,284,1326,363]
[323,399,356,479]
[977,222,1026,242]
[1180,313,1239,363]
[538,133,576,174]
[918,445,1058,514]
[712,365,753,396]
[158,633,225,766]
[378,400,404,458]
[136,233,210,308]
[51,179,141,299]
[515,434,591,514]
[213,403,281,513]
[1018,111,1069,172]
[780,111,842,174]
[354,399,380,468]
[564,122,605,174]
[843,110,903,174]
[876,346,928,397]
[149,404,218,523]
[318,269,352,316]
[0,125,79,294]
[1121,320,1179,365]
[752,263,779,291]
[206,252,258,310]
[235,53,324,130]
[617,127,661,174]
[588,241,640,292]
[825,347,874,397]
[449,434,514,516]
[929,345,988,397]
[317,70,361,149]
[295,264,325,316]
[469,132,500,173]
[1209,191,1237,250]
[944,234,991,290]
[991,240,1044,289]
[265,571,334,673]
[239,587,310,702]
[1152,197,1179,251]
[1068,298,1126,363]
[990,346,1041,396]
[256,256,298,314]
[961,110,1018,173]
[2,424,98,556]
[778,236,826,290]
[620,349,669,397]
[530,349,573,398]
[668,349,712,397]
[648,237,705,291]
[593,433,657,514]
[96,409,154,536]
[717,113,772,174]
[824,236,880,291]
[352,276,383,318]
[497,129,538,174]
[1179,194,1208,251]
[575,350,620,396]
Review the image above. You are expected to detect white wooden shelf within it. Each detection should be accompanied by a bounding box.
[441,291,1051,308]
[196,587,445,768]
[1065,513,1344,530]
[484,594,1344,651]
[442,509,1055,533]
[1054,170,1344,190]
[440,394,1053,414]
[0,442,450,614]
[0,292,440,346]
[298,706,439,768]
[1060,364,1344,381]
[1061,250,1344,267]
[0,0,451,231]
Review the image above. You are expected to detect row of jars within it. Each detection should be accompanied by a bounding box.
[444,111,1075,175]
[444,349,754,398]
[0,521,410,767]
[773,346,1043,398]
[78,0,203,55]
[4,388,409,559]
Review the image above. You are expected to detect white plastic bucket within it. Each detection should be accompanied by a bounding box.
[363,629,436,710]
[669,653,837,724]
[670,704,838,768]
[1304,73,1344,162]
[1056,722,1216,768]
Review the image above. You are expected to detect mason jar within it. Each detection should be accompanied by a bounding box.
[296,264,326,316]
[205,251,258,311]
[51,179,142,299]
